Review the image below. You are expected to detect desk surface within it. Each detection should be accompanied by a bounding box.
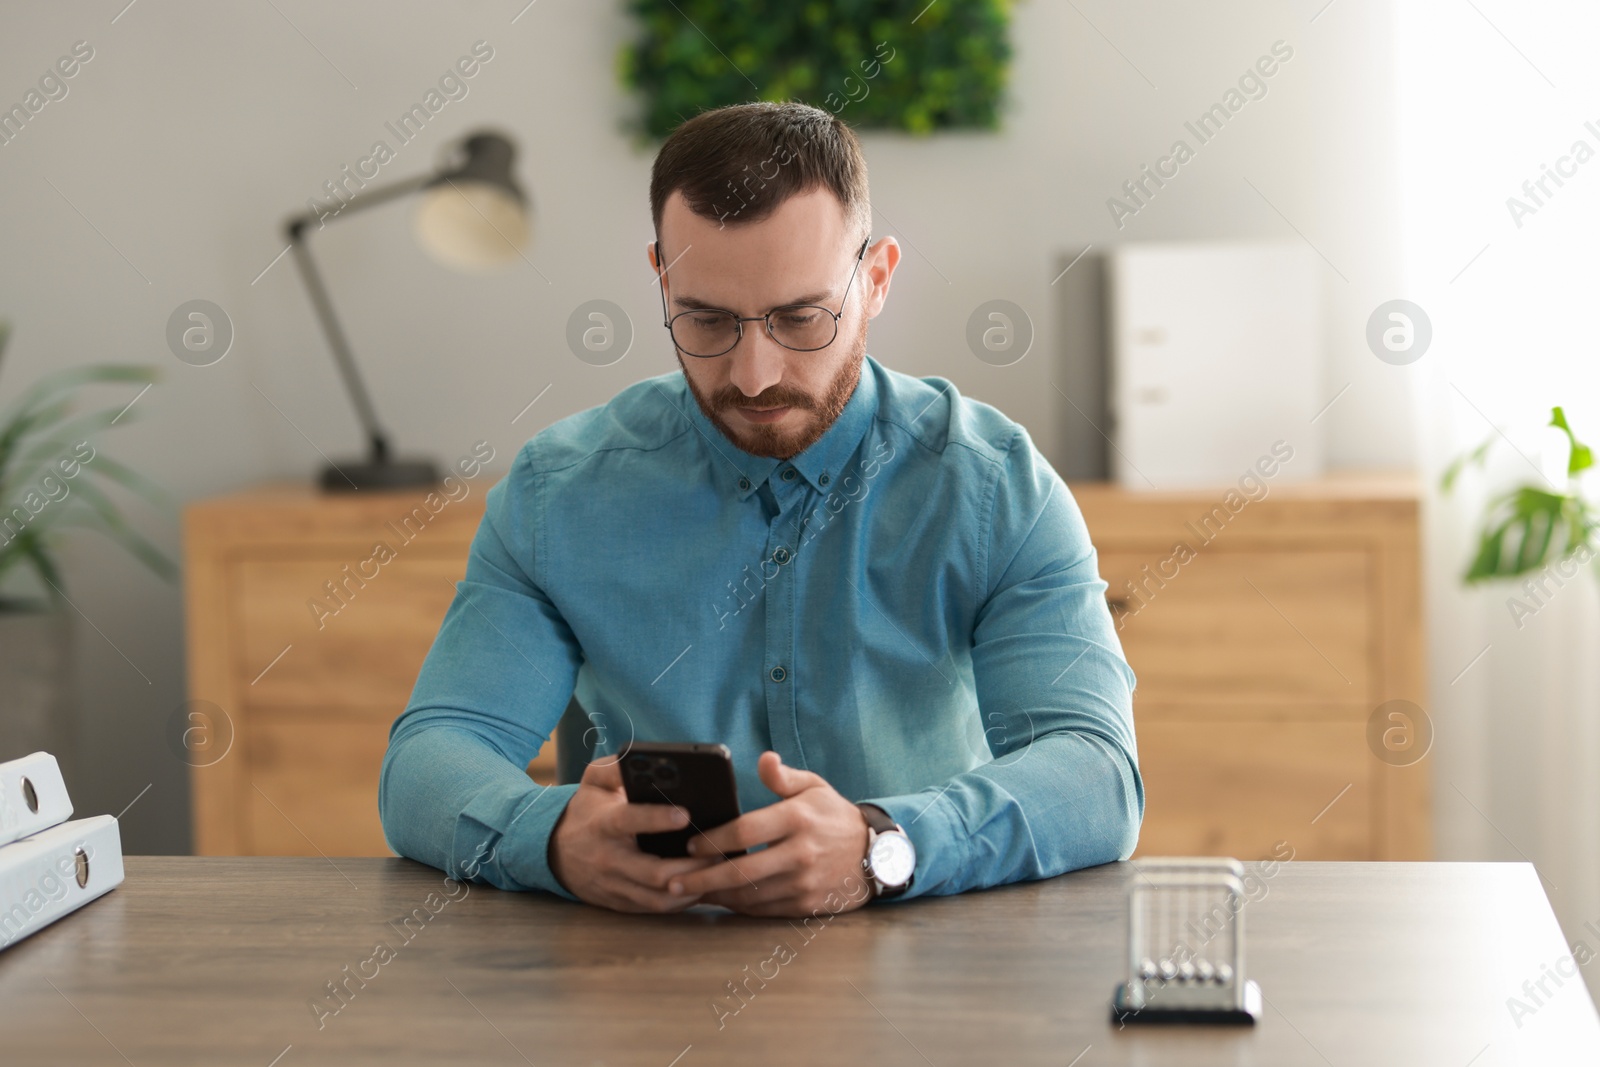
[1,858,1593,1065]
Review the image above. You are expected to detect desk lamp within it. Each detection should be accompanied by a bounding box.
[283,130,530,491]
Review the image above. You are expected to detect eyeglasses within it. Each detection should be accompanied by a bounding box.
[654,236,870,358]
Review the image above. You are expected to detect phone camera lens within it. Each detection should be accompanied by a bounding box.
[651,758,679,789]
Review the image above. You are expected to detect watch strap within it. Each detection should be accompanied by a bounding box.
[859,802,899,836]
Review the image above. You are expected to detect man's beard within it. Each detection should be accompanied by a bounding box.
[678,312,867,460]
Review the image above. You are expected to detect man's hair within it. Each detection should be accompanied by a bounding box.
[650,101,870,247]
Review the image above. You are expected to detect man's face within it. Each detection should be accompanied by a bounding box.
[649,188,899,459]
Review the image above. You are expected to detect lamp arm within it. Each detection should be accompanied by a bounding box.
[283,171,435,235]
[282,172,437,467]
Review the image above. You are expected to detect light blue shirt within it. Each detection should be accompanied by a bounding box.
[379,355,1143,901]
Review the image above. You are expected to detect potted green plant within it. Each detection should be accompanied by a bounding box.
[0,318,177,762]
[1442,406,1597,590]
[1440,408,1599,926]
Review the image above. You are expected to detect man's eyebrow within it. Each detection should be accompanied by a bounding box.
[672,289,834,312]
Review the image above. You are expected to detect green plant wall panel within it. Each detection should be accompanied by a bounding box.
[618,0,1014,138]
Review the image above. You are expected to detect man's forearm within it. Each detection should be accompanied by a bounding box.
[379,714,579,899]
[862,729,1141,899]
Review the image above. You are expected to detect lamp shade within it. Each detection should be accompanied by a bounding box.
[414,131,531,271]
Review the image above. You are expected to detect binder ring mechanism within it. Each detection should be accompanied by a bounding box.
[1111,857,1263,1025]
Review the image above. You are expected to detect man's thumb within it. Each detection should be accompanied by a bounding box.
[580,757,624,791]
[758,750,811,797]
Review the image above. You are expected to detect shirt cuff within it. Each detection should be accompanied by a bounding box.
[456,780,580,901]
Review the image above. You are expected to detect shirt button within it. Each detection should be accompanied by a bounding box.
[770,665,787,683]
[781,468,797,482]
[738,477,751,491]
[820,472,830,486]
[773,547,790,565]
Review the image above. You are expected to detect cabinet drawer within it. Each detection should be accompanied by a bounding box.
[245,715,556,856]
[1133,719,1370,860]
[232,554,464,712]
[246,714,392,855]
[1100,549,1371,706]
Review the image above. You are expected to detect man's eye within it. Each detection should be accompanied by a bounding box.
[777,311,819,327]
[689,314,729,330]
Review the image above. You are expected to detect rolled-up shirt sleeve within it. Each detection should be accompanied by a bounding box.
[379,443,583,898]
[861,425,1143,898]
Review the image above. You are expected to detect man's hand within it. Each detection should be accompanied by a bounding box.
[549,758,720,913]
[669,750,873,917]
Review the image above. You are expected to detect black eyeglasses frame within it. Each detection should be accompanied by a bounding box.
[653,235,871,358]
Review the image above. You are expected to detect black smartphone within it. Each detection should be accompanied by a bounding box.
[620,742,744,859]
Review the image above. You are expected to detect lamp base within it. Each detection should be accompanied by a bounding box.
[319,458,441,492]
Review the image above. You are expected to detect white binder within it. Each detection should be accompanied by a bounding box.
[0,751,73,847]
[0,814,124,951]
[1106,242,1325,489]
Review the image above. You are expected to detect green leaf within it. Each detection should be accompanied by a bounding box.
[0,412,126,495]
[0,398,73,459]
[7,529,66,603]
[1440,434,1495,494]
[0,370,154,478]
[1462,485,1598,583]
[1465,522,1507,583]
[1515,497,1554,573]
[28,475,177,583]
[1549,406,1594,476]
[0,351,170,596]
[78,450,175,510]
[0,364,155,430]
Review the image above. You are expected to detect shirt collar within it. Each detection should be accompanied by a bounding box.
[676,356,880,500]
[785,356,877,495]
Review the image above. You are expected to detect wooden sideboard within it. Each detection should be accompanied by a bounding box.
[1071,471,1429,861]
[184,473,1427,859]
[183,483,554,856]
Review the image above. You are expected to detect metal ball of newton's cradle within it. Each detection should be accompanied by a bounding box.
[1157,958,1179,982]
[1177,960,1198,983]
[1196,959,1216,983]
[1215,963,1234,985]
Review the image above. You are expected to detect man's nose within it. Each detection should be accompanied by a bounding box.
[725,322,787,398]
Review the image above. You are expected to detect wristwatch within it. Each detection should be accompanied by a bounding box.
[857,803,915,899]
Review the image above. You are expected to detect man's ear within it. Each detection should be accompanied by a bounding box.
[645,240,660,273]
[862,236,901,319]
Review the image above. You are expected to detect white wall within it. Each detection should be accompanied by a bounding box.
[0,0,1408,852]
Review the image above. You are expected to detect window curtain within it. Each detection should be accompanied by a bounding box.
[1398,0,1600,998]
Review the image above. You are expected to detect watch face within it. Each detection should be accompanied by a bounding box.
[869,831,916,888]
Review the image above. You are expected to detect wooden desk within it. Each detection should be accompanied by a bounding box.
[1,859,1592,1064]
